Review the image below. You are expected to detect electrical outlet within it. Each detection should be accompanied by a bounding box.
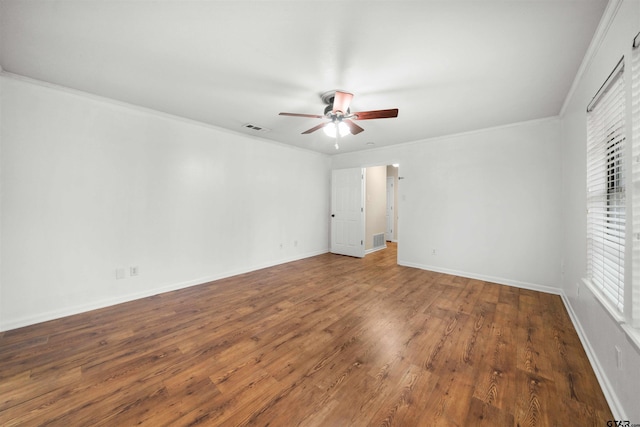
[294,240,298,247]
[615,346,622,370]
[130,266,139,277]
[432,249,436,255]
[115,268,125,280]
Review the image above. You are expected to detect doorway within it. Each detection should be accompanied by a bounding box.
[330,165,399,258]
[385,164,399,243]
[386,176,395,241]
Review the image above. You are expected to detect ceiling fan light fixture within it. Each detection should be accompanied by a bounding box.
[279,90,398,137]
[323,121,350,138]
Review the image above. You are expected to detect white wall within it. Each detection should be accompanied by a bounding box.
[560,0,640,420]
[333,117,562,292]
[0,74,331,331]
[0,67,3,327]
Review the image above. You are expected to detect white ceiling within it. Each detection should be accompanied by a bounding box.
[0,0,607,154]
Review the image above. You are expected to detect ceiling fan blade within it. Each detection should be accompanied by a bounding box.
[352,109,399,120]
[301,122,330,134]
[332,91,354,115]
[343,119,364,135]
[279,112,325,119]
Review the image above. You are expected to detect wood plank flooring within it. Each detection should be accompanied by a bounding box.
[0,243,612,426]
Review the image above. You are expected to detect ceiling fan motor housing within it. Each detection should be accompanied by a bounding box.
[320,90,338,105]
[324,104,350,118]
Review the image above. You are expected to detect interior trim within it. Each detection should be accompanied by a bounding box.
[561,291,626,420]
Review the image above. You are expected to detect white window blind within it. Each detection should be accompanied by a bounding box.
[586,59,626,313]
[632,39,640,327]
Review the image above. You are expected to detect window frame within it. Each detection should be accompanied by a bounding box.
[630,35,640,330]
[585,57,626,316]
[583,35,640,350]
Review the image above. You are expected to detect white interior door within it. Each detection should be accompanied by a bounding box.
[331,168,365,258]
[386,177,394,241]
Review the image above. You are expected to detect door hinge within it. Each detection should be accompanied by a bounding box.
[361,240,363,245]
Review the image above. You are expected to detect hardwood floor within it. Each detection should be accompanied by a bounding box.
[0,243,612,426]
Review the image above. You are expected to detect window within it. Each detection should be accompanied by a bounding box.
[586,34,640,344]
[586,58,626,314]
[632,36,640,328]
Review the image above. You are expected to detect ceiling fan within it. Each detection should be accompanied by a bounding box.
[279,90,399,137]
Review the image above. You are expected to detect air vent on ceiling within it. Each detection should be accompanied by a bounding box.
[242,123,271,133]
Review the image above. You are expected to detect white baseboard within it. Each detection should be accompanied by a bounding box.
[397,259,625,418]
[559,291,626,420]
[2,250,627,421]
[365,244,387,255]
[1,249,329,332]
[397,260,562,295]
